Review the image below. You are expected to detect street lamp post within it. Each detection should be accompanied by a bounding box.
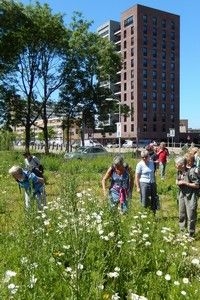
[105,97,121,153]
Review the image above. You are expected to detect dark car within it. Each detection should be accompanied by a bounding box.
[64,146,108,159]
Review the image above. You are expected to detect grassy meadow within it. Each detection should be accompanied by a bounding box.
[1,150,200,300]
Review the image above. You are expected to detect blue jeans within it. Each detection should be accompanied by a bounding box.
[139,182,157,212]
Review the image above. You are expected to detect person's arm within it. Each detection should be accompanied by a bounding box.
[102,167,112,197]
[135,173,141,192]
[128,166,134,192]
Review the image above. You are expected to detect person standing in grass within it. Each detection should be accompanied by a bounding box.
[8,165,46,210]
[156,142,169,180]
[175,154,200,238]
[135,149,157,213]
[102,155,134,213]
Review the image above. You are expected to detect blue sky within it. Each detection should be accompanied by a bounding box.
[23,0,200,129]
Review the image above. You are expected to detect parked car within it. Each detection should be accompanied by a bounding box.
[64,146,108,159]
[122,140,137,148]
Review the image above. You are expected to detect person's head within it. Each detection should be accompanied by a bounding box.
[160,142,166,149]
[175,156,186,171]
[140,149,150,161]
[8,165,24,181]
[112,155,126,170]
[184,153,195,167]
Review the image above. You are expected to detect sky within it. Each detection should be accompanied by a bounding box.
[22,0,200,129]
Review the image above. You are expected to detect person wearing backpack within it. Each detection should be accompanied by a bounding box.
[23,151,44,178]
[102,155,134,213]
[8,165,46,210]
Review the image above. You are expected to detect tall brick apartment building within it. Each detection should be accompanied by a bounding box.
[97,4,180,143]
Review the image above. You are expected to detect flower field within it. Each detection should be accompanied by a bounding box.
[1,150,200,299]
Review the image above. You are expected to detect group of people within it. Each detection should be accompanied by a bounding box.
[8,143,200,238]
[102,142,169,214]
[102,142,200,238]
[8,152,46,211]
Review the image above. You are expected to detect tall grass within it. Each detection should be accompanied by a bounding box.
[1,151,200,299]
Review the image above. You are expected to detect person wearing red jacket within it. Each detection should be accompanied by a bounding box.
[157,142,169,180]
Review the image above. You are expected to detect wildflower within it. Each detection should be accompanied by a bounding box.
[63,245,71,250]
[44,219,50,226]
[182,278,189,284]
[174,281,180,285]
[76,192,82,198]
[112,292,120,299]
[114,267,120,272]
[107,272,119,278]
[128,293,148,300]
[29,275,37,288]
[145,241,151,246]
[77,263,84,270]
[181,290,187,296]
[4,270,17,283]
[108,231,115,237]
[156,270,163,276]
[164,274,171,281]
[7,283,19,295]
[191,258,200,265]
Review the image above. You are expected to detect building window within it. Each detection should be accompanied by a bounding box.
[162,19,166,28]
[124,30,127,38]
[143,69,147,78]
[162,124,166,132]
[152,17,157,25]
[124,40,127,49]
[152,70,157,79]
[131,70,134,78]
[131,59,134,67]
[143,47,147,56]
[124,124,127,132]
[143,102,147,110]
[161,114,166,122]
[162,30,166,38]
[143,124,147,132]
[171,41,175,51]
[170,93,175,102]
[170,83,175,91]
[153,113,157,122]
[131,26,134,34]
[124,72,127,80]
[131,81,134,89]
[143,15,147,23]
[152,81,157,90]
[131,48,134,56]
[152,37,157,47]
[162,62,166,70]
[131,91,134,100]
[124,82,127,91]
[143,80,147,89]
[171,31,175,40]
[162,93,166,101]
[170,114,174,122]
[162,103,166,112]
[162,72,166,80]
[162,41,166,50]
[153,27,157,36]
[143,113,147,122]
[124,93,127,101]
[143,36,147,45]
[171,63,175,71]
[124,51,127,59]
[171,21,175,30]
[170,52,175,61]
[124,16,133,27]
[143,25,147,34]
[170,103,175,111]
[152,102,157,111]
[152,60,157,68]
[153,124,157,131]
[162,51,166,60]
[143,91,147,99]
[170,73,175,81]
[123,62,126,69]
[131,124,134,131]
[152,49,157,58]
[143,58,147,67]
[152,92,157,100]
[162,82,166,91]
[131,36,134,45]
